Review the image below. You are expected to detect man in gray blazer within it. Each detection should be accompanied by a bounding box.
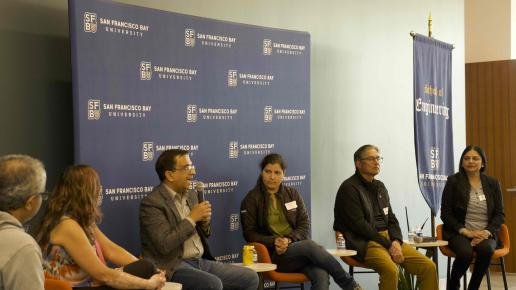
[140,149,258,290]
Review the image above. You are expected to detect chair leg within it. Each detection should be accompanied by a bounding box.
[349,265,354,277]
[275,281,279,290]
[447,257,451,283]
[500,257,508,290]
[300,282,304,290]
[486,268,491,290]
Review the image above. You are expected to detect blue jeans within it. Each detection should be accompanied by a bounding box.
[169,258,259,290]
[271,240,357,290]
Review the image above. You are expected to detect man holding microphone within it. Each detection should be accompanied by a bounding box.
[140,149,258,290]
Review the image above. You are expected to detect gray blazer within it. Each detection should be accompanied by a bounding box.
[139,183,213,277]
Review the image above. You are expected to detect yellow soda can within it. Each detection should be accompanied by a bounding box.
[242,245,253,265]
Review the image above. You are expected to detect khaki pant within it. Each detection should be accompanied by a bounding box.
[364,231,438,290]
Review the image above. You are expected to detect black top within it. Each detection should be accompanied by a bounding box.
[362,179,388,231]
[333,171,403,261]
[240,183,309,252]
[440,172,504,243]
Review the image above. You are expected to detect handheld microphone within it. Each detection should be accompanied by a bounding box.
[195,181,205,202]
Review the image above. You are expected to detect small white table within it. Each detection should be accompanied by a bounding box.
[233,262,277,272]
[404,239,449,275]
[162,282,182,290]
[404,239,449,248]
[326,248,358,257]
[233,262,277,290]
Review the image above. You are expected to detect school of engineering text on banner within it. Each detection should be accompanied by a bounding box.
[413,33,454,215]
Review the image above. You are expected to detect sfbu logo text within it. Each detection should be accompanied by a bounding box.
[228,70,237,87]
[142,142,154,161]
[187,105,197,123]
[88,100,101,120]
[229,213,239,231]
[185,29,195,47]
[263,39,272,55]
[229,141,238,159]
[140,61,152,80]
[264,106,273,123]
[84,12,97,33]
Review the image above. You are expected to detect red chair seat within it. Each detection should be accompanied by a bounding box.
[250,242,309,289]
[44,279,73,290]
[436,224,510,290]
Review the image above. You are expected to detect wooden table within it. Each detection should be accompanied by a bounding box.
[233,262,277,290]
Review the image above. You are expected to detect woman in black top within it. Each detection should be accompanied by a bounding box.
[441,145,504,290]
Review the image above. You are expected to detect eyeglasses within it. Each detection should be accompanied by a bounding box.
[174,164,196,172]
[361,156,383,163]
[463,156,481,162]
[39,191,49,201]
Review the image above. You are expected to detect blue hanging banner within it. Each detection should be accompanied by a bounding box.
[413,34,454,215]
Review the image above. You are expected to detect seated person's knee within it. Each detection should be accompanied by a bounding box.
[424,259,437,274]
[454,248,474,260]
[379,262,399,279]
[204,276,224,290]
[476,242,495,256]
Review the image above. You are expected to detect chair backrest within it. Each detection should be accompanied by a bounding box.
[44,279,73,290]
[499,224,510,250]
[436,224,456,257]
[251,242,272,263]
[436,224,443,240]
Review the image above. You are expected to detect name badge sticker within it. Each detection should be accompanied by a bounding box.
[383,207,389,215]
[285,201,297,210]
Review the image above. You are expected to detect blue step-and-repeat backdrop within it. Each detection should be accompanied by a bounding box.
[70,0,311,262]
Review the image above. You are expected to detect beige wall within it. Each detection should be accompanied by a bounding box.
[465,0,511,62]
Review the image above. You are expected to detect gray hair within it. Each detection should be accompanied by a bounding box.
[0,155,46,211]
[353,144,379,162]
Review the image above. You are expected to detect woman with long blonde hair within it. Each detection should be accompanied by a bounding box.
[37,165,165,290]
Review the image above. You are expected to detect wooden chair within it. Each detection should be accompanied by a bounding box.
[44,279,73,290]
[436,224,510,290]
[334,231,376,277]
[250,242,309,290]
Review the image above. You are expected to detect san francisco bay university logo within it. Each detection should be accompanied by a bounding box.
[142,142,154,161]
[264,106,273,122]
[229,141,238,159]
[88,99,101,120]
[229,213,240,231]
[140,61,152,80]
[263,39,272,55]
[186,105,197,123]
[84,12,97,33]
[228,70,238,87]
[185,29,195,47]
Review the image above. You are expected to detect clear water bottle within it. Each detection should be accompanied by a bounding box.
[336,233,346,249]
[251,246,258,264]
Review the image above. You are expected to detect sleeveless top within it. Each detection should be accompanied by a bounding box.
[43,227,107,287]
